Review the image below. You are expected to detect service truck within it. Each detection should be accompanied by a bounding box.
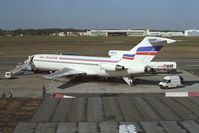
[159,75,183,89]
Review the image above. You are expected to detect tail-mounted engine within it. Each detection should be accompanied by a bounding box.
[100,63,125,71]
[144,66,155,73]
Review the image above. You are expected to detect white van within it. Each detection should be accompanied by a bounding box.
[159,75,183,89]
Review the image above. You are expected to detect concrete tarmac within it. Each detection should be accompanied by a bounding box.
[1,58,199,132]
[13,94,199,133]
[0,58,199,98]
[13,121,199,133]
[0,69,199,98]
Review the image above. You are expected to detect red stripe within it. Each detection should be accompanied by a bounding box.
[136,52,158,55]
[122,57,134,60]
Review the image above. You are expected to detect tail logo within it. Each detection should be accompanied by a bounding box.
[136,46,163,55]
[122,54,135,60]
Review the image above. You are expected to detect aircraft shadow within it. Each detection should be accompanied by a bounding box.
[183,80,199,86]
[57,76,170,89]
[58,76,124,89]
[134,71,182,77]
[57,75,199,89]
[135,79,160,86]
[58,76,89,89]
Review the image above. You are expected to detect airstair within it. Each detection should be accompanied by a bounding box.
[6,56,34,76]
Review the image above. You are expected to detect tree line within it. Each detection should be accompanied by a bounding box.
[0,28,86,36]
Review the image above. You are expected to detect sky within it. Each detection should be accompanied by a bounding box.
[0,0,199,30]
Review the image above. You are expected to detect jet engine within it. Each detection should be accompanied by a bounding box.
[144,66,155,73]
[100,63,125,71]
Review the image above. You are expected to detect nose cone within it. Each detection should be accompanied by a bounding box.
[166,38,176,44]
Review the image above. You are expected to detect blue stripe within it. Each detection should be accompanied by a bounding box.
[137,46,163,52]
[123,54,135,57]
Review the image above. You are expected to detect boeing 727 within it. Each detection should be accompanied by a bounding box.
[6,37,176,86]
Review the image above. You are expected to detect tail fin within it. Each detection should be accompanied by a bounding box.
[120,37,176,64]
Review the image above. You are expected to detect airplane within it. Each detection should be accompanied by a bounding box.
[6,37,176,86]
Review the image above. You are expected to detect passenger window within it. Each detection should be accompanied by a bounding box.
[168,80,171,83]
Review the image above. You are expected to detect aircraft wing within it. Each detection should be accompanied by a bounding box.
[44,68,85,79]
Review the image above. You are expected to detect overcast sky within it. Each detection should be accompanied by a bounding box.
[0,0,199,30]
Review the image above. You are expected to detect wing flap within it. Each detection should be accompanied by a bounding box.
[44,68,85,79]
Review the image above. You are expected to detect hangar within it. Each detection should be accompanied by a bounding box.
[85,29,149,37]
[185,29,199,36]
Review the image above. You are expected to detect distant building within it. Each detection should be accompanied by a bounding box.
[166,32,184,36]
[20,34,24,37]
[82,31,92,36]
[78,32,85,36]
[185,29,199,36]
[82,29,199,37]
[128,29,149,36]
[50,33,56,36]
[66,32,74,36]
[57,32,65,36]
[89,30,109,36]
[148,31,162,36]
[149,31,184,37]
[84,29,149,37]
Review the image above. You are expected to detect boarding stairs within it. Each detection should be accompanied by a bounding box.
[8,56,33,75]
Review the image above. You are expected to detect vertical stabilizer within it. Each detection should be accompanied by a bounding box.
[120,37,176,65]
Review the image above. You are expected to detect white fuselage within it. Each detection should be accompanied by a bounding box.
[32,54,145,77]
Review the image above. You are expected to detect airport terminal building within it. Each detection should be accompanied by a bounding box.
[83,29,187,37]
[85,29,149,37]
[53,29,199,37]
[185,29,199,36]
